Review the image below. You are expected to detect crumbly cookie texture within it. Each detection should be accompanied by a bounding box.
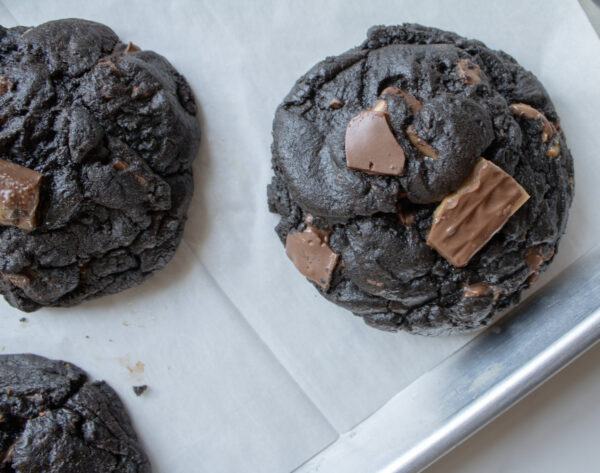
[0,19,200,312]
[268,24,573,335]
[0,354,151,473]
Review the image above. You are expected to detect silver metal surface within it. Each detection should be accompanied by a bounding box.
[297,246,600,473]
[580,0,600,35]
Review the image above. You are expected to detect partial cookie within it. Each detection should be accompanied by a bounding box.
[268,24,574,335]
[0,19,200,312]
[0,354,150,472]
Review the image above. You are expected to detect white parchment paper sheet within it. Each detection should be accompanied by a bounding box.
[0,1,598,472]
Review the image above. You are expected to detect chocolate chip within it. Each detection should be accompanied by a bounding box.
[285,224,339,290]
[345,110,406,175]
[509,103,555,143]
[0,158,44,231]
[427,158,530,267]
[456,59,482,85]
[406,124,438,158]
[329,97,344,109]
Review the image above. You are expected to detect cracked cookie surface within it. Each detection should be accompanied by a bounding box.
[267,24,574,335]
[0,19,200,312]
[0,354,150,473]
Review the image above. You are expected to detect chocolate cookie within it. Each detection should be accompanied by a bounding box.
[0,19,200,312]
[0,354,150,472]
[268,24,574,335]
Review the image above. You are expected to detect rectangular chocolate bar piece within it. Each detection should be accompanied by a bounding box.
[427,158,529,267]
[0,158,43,231]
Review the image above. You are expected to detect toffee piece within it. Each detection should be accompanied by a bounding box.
[268,24,573,334]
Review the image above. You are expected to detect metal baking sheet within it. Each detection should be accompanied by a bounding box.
[1,1,599,472]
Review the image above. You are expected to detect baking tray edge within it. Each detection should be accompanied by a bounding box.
[296,245,600,473]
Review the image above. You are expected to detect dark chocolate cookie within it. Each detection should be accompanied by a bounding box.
[268,24,574,335]
[0,19,200,312]
[0,354,150,472]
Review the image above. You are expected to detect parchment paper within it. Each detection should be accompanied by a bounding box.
[0,1,599,472]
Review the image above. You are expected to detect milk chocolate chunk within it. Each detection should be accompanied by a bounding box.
[0,158,43,231]
[124,41,141,53]
[329,97,344,109]
[509,103,555,143]
[380,86,422,114]
[0,272,30,289]
[456,59,482,84]
[406,124,438,158]
[427,158,530,267]
[462,282,491,298]
[285,225,339,290]
[345,110,406,175]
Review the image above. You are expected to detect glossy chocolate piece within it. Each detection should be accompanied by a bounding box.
[427,158,530,267]
[345,110,406,175]
[0,158,43,231]
[285,225,339,290]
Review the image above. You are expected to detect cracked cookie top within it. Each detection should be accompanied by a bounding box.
[0,353,150,473]
[268,24,574,335]
[0,19,200,312]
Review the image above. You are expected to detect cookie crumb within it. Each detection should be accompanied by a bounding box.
[133,385,148,396]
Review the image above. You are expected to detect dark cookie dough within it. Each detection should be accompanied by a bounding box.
[0,19,200,312]
[268,24,574,335]
[0,354,150,472]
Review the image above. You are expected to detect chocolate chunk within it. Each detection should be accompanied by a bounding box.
[113,158,130,171]
[462,283,491,298]
[285,225,339,290]
[0,158,43,231]
[509,103,555,143]
[380,86,422,114]
[406,124,438,158]
[427,158,530,267]
[525,245,555,282]
[0,272,30,289]
[546,139,561,157]
[345,110,406,175]
[456,59,482,84]
[329,97,344,109]
[397,204,416,226]
[124,41,141,54]
[97,59,122,76]
[0,76,13,95]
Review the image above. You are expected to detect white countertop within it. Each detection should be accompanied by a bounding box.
[425,342,600,473]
